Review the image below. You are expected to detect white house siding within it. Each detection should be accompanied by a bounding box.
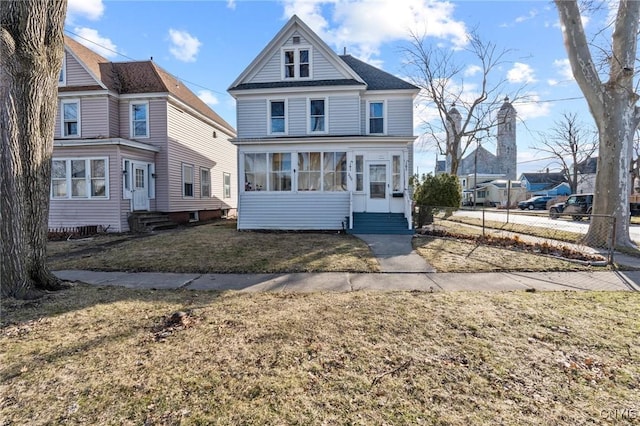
[248,53,281,83]
[312,50,344,80]
[119,98,169,210]
[237,99,267,138]
[288,97,307,136]
[118,146,157,231]
[166,103,237,213]
[64,51,98,87]
[387,98,414,136]
[108,96,119,138]
[49,145,124,232]
[238,192,350,230]
[329,96,359,135]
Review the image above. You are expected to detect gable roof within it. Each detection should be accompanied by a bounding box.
[62,35,235,134]
[520,172,567,185]
[228,15,418,94]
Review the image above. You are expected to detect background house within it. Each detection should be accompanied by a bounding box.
[228,15,420,233]
[519,172,571,197]
[50,36,237,233]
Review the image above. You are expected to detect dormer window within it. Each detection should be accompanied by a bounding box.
[283,48,310,79]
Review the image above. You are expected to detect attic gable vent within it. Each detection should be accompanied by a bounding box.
[292,36,300,44]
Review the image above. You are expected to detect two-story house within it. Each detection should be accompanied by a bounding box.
[228,16,419,233]
[50,36,237,233]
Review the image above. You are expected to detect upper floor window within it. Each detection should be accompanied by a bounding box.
[61,100,80,137]
[309,99,325,133]
[283,48,310,79]
[368,101,384,134]
[130,102,149,138]
[270,100,286,134]
[51,158,108,199]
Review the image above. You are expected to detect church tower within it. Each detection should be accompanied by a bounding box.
[496,97,517,180]
[445,104,462,174]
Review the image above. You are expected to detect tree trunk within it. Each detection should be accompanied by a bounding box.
[555,0,640,248]
[1,0,67,299]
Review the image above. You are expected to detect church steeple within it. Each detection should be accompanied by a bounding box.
[496,96,517,180]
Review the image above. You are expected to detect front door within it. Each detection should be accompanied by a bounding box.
[132,163,149,211]
[366,161,389,212]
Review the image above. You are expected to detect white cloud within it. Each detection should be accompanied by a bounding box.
[515,9,538,23]
[513,93,552,120]
[281,0,468,63]
[507,62,537,84]
[198,90,220,107]
[464,65,482,77]
[227,0,236,10]
[168,29,202,62]
[72,27,118,58]
[67,0,104,21]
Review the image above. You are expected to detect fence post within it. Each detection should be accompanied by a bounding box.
[482,207,486,236]
[608,215,616,265]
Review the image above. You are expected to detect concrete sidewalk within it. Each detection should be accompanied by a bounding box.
[54,270,640,292]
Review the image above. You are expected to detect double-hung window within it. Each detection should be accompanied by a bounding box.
[131,102,149,138]
[269,153,291,191]
[183,164,194,197]
[200,168,211,198]
[283,48,310,79]
[309,99,325,133]
[297,152,321,191]
[51,158,108,199]
[58,55,66,86]
[61,100,80,137]
[368,101,384,134]
[270,100,286,134]
[323,152,347,191]
[223,172,231,198]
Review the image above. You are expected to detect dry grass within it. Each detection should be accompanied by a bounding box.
[2,285,639,425]
[412,236,600,273]
[48,220,378,273]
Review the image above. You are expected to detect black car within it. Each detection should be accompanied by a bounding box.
[549,193,593,220]
[518,195,553,210]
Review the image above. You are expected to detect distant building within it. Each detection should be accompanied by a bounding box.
[436,97,517,181]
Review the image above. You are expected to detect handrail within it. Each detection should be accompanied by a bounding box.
[349,191,353,229]
[404,188,412,230]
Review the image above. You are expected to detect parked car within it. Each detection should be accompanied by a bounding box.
[518,195,554,210]
[549,193,593,220]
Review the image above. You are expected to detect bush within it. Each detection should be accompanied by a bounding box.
[412,173,461,227]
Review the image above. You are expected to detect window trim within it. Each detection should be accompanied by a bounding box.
[61,99,80,138]
[182,163,194,198]
[200,167,211,198]
[130,101,149,139]
[223,172,231,199]
[281,46,313,80]
[58,54,66,86]
[50,157,109,200]
[307,97,328,134]
[366,100,386,135]
[268,99,287,135]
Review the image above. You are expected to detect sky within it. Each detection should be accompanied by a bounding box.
[64,0,610,177]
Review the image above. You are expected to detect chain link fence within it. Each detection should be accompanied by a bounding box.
[414,205,616,264]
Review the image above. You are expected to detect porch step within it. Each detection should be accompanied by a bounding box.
[348,212,413,235]
[128,212,178,233]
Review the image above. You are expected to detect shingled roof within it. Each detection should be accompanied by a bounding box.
[339,55,419,91]
[521,172,567,185]
[62,36,235,134]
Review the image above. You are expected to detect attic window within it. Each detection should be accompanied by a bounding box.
[283,48,310,79]
[292,36,300,44]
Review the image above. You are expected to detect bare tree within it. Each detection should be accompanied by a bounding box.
[532,112,598,193]
[1,0,67,298]
[555,0,640,248]
[404,31,518,176]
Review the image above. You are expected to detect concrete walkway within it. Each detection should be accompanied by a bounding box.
[52,234,640,293]
[54,270,640,292]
